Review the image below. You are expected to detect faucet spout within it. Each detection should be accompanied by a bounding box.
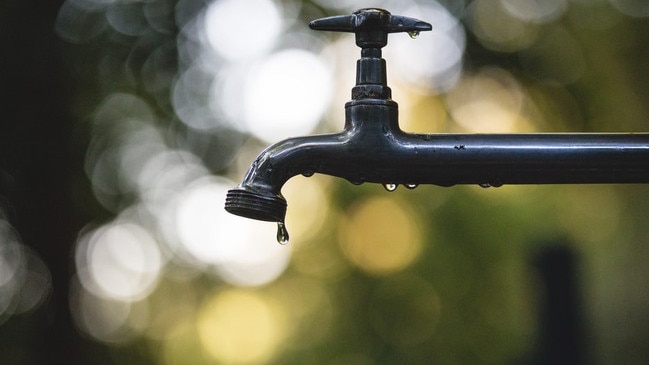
[225,98,398,223]
[224,132,349,223]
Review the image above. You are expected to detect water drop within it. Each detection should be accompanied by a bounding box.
[479,183,491,189]
[405,184,418,189]
[276,222,289,245]
[408,31,420,39]
[383,183,398,192]
[302,171,314,177]
[490,180,503,188]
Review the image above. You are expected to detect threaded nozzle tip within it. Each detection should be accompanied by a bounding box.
[224,188,287,223]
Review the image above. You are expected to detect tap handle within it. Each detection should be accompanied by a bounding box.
[309,8,431,49]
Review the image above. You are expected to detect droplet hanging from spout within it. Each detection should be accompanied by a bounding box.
[408,30,420,39]
[276,222,290,245]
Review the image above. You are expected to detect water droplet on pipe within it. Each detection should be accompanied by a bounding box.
[383,183,398,192]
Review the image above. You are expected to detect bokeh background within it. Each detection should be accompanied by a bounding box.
[2,0,649,363]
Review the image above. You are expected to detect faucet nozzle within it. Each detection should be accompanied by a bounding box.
[225,188,287,223]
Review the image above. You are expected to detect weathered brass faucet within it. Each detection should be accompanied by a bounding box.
[225,9,649,241]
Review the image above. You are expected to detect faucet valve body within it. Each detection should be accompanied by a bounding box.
[225,9,432,225]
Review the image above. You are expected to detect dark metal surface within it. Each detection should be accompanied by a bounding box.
[225,8,649,224]
[308,8,431,49]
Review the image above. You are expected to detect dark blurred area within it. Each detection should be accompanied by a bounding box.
[1,0,649,364]
[0,0,90,363]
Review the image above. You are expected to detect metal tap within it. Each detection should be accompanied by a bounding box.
[225,8,649,234]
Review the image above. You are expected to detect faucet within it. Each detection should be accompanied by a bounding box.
[225,8,649,242]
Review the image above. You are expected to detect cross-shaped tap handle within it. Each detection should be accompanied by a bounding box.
[309,8,432,49]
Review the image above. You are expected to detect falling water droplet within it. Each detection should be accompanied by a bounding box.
[408,31,420,39]
[479,183,491,189]
[383,183,398,192]
[276,222,289,245]
[302,171,314,177]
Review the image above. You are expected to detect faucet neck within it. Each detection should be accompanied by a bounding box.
[346,46,398,132]
[309,8,431,103]
[352,47,391,100]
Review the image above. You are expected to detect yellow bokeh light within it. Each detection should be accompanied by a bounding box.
[338,196,423,275]
[160,320,205,365]
[196,289,286,364]
[468,0,540,52]
[398,91,448,134]
[446,67,536,133]
[283,175,332,245]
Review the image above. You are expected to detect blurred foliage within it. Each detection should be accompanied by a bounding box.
[2,0,649,364]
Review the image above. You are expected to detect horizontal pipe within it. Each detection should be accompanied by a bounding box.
[382,132,649,186]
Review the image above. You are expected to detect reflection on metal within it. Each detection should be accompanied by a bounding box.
[225,8,649,227]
